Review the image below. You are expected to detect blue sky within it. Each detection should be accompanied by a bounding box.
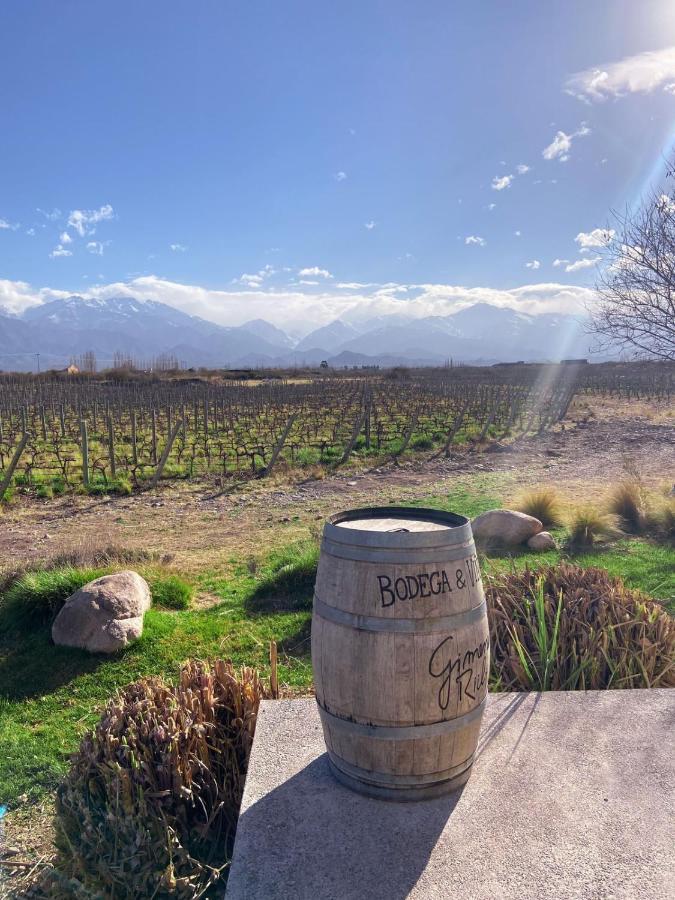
[2,0,675,332]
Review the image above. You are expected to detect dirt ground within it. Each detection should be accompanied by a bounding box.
[0,801,54,899]
[0,396,672,577]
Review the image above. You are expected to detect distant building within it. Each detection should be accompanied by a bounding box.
[66,364,80,374]
[560,358,589,365]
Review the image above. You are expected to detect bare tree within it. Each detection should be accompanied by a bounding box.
[591,182,675,360]
[77,350,98,373]
[113,350,136,370]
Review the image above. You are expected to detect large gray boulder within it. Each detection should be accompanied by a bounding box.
[471,509,542,546]
[52,571,151,654]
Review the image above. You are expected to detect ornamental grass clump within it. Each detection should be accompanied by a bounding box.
[608,480,648,534]
[53,660,267,899]
[566,506,617,549]
[660,501,675,543]
[485,563,675,691]
[516,488,564,529]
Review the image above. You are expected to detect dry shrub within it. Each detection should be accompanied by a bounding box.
[660,501,675,542]
[567,506,617,548]
[52,660,267,899]
[0,545,173,596]
[647,498,675,544]
[486,564,675,692]
[516,488,563,528]
[608,480,648,533]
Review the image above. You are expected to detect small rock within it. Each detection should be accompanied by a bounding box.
[527,531,557,551]
[347,481,357,486]
[52,571,151,654]
[472,509,543,546]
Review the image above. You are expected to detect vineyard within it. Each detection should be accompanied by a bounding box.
[0,362,672,499]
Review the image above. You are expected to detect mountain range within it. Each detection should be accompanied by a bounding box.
[0,295,599,372]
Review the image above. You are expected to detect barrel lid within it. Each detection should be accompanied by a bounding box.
[325,506,471,552]
[335,516,449,533]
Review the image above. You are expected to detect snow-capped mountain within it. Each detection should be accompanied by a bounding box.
[295,319,361,352]
[0,294,597,372]
[0,296,286,370]
[239,318,295,349]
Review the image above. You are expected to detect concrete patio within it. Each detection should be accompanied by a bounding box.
[226,690,674,900]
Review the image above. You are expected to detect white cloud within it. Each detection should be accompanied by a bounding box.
[169,243,187,252]
[37,208,62,221]
[25,227,36,236]
[59,231,72,244]
[492,174,513,191]
[553,258,568,267]
[233,264,275,288]
[0,279,70,314]
[566,45,675,102]
[0,275,595,328]
[49,245,73,259]
[298,266,333,279]
[364,220,376,230]
[543,132,571,161]
[525,260,541,270]
[542,124,590,162]
[67,204,114,237]
[334,171,347,181]
[565,256,602,273]
[487,203,496,211]
[0,219,11,230]
[0,218,19,230]
[87,241,104,256]
[236,273,263,287]
[516,164,530,175]
[575,228,614,251]
[465,235,486,246]
[514,230,521,237]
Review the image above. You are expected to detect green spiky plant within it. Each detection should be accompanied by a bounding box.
[502,577,565,691]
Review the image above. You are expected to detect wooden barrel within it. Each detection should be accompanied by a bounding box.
[312,506,489,801]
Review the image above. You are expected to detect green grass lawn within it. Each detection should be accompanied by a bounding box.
[0,557,313,806]
[0,481,672,808]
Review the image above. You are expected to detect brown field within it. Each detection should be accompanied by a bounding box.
[1,394,672,579]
